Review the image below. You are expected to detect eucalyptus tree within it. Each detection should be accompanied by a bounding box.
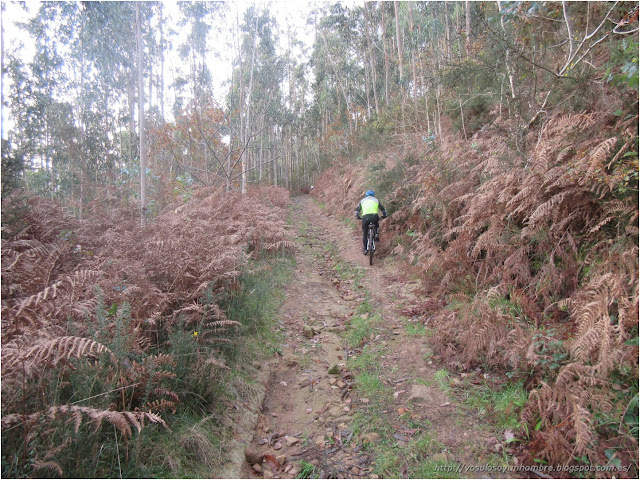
[308,3,369,160]
[6,2,76,199]
[226,6,285,191]
[177,2,220,103]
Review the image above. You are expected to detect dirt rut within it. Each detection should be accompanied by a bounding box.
[236,195,501,479]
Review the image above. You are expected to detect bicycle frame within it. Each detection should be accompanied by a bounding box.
[367,221,376,265]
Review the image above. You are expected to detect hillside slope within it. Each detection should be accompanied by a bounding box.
[312,111,639,474]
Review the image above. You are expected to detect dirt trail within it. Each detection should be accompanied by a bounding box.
[239,195,500,479]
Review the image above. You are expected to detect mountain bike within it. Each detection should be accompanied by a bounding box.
[365,216,386,266]
[366,221,376,265]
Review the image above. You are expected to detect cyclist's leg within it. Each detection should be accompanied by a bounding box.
[361,217,369,250]
[373,214,380,240]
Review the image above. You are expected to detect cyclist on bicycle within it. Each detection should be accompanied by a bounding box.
[355,190,388,255]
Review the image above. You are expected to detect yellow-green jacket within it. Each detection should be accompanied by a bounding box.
[355,196,386,218]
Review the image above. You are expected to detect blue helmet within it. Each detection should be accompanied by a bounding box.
[365,190,375,197]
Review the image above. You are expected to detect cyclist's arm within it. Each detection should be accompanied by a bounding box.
[355,203,362,218]
[378,202,388,217]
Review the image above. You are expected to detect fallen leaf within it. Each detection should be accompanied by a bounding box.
[440,402,451,407]
[398,407,409,415]
[306,408,313,414]
[393,390,405,398]
[273,441,283,450]
[361,398,370,404]
[280,381,288,387]
[344,406,350,412]
[264,454,280,470]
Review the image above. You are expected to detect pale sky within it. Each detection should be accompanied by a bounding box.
[1,0,362,139]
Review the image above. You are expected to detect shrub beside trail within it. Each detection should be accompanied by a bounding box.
[312,112,638,474]
[1,185,294,478]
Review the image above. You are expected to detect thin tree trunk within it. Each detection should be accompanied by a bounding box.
[159,3,165,122]
[497,1,516,99]
[362,43,371,116]
[364,4,379,116]
[465,1,471,58]
[136,3,147,225]
[459,96,467,139]
[242,16,259,195]
[272,129,278,187]
[408,2,419,128]
[320,27,352,134]
[1,3,5,142]
[394,1,403,82]
[380,1,390,107]
[259,134,263,182]
[79,11,85,220]
[128,78,135,164]
[444,1,451,61]
[394,0,407,138]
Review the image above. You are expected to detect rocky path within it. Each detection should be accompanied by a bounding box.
[238,195,507,479]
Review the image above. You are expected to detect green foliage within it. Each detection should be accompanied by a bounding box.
[297,461,319,479]
[355,372,392,400]
[223,259,291,339]
[530,330,570,376]
[433,369,451,390]
[411,460,462,479]
[404,320,427,336]
[367,155,421,216]
[348,345,384,372]
[465,382,528,431]
[605,38,639,92]
[346,312,379,348]
[0,254,293,478]
[1,140,24,198]
[488,295,529,324]
[356,116,394,154]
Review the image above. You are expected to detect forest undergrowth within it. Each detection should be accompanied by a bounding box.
[1,185,295,478]
[312,110,638,476]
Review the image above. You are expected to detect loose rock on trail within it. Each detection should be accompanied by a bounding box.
[232,195,505,479]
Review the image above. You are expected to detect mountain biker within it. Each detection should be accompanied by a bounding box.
[355,190,387,256]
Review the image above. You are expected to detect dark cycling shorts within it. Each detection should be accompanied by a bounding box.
[361,214,379,248]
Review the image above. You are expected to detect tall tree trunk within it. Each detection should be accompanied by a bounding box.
[159,3,165,122]
[465,1,471,58]
[128,78,135,165]
[320,27,352,134]
[394,0,407,138]
[380,1,390,107]
[0,3,5,142]
[259,133,263,182]
[79,10,85,220]
[362,43,371,116]
[242,16,259,195]
[444,1,451,61]
[272,128,278,187]
[408,2,419,127]
[136,3,147,225]
[394,1,403,83]
[364,4,379,116]
[459,95,467,139]
[497,1,516,99]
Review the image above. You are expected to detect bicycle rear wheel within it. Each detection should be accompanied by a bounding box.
[368,228,374,265]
